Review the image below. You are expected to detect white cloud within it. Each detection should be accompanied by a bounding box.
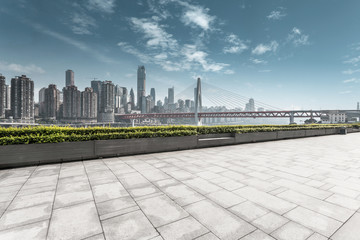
[252,41,278,55]
[288,27,309,46]
[87,0,115,13]
[224,69,235,75]
[344,56,360,66]
[31,23,117,64]
[130,17,178,50]
[182,44,228,72]
[267,10,286,20]
[223,34,248,54]
[117,42,151,63]
[250,58,267,64]
[259,69,272,73]
[343,78,358,83]
[339,90,352,94]
[176,1,215,31]
[71,12,96,35]
[342,69,360,75]
[0,61,45,74]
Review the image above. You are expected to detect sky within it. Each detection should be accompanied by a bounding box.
[1,0,360,110]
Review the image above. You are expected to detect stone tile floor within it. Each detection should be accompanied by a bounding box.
[1,133,360,240]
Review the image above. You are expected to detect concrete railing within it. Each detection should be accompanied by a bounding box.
[0,128,359,169]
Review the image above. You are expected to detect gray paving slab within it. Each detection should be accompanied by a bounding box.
[157,216,209,240]
[1,133,360,239]
[47,201,102,240]
[185,199,255,240]
[331,212,360,240]
[102,210,158,240]
[0,220,48,240]
[137,194,189,227]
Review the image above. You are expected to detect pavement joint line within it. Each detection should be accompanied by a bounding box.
[102,159,163,238]
[0,166,37,219]
[81,160,108,239]
[44,163,62,240]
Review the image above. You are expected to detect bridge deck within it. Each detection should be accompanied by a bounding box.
[1,134,360,239]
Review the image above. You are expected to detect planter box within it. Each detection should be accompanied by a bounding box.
[198,137,235,147]
[305,129,325,137]
[277,130,306,139]
[0,141,95,169]
[95,136,198,157]
[325,128,338,135]
[198,133,234,139]
[235,132,277,143]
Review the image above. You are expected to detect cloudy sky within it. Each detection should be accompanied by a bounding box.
[1,0,360,109]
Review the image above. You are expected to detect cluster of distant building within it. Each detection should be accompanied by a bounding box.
[0,66,200,124]
[1,66,359,125]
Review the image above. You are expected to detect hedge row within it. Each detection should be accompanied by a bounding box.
[0,123,353,138]
[0,124,353,145]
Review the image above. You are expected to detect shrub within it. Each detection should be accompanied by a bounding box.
[0,123,350,145]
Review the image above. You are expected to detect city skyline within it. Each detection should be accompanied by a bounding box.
[1,0,360,109]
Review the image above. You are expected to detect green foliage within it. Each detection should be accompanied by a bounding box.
[0,123,350,145]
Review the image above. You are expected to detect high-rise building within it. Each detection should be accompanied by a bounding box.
[98,81,115,122]
[137,66,146,109]
[62,85,81,119]
[38,87,46,117]
[0,74,5,118]
[5,84,11,110]
[168,86,174,104]
[11,75,34,120]
[129,88,135,110]
[44,84,59,119]
[81,87,97,119]
[65,70,74,87]
[114,85,128,114]
[150,88,156,103]
[249,98,255,111]
[185,99,191,109]
[91,80,102,115]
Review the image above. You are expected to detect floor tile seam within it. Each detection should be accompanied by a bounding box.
[0,218,50,233]
[274,191,356,223]
[277,206,347,237]
[53,199,94,211]
[304,232,328,240]
[99,206,140,221]
[0,165,38,219]
[102,160,163,238]
[82,160,106,238]
[6,199,55,212]
[323,193,360,212]
[44,162,62,240]
[236,228,267,240]
[328,210,359,239]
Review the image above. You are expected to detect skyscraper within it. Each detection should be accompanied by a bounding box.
[5,84,11,110]
[168,87,174,104]
[91,80,102,115]
[38,87,46,117]
[0,74,5,118]
[129,88,135,110]
[65,70,74,87]
[98,81,115,122]
[137,66,146,109]
[62,85,81,119]
[11,75,34,120]
[81,87,97,119]
[249,98,255,111]
[150,88,156,103]
[44,84,59,119]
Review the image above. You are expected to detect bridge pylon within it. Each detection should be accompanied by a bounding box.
[194,77,202,126]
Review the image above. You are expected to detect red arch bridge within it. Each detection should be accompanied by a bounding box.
[115,110,340,125]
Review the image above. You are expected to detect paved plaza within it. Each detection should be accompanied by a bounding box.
[1,134,360,240]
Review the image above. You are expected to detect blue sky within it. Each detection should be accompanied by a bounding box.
[1,0,360,109]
